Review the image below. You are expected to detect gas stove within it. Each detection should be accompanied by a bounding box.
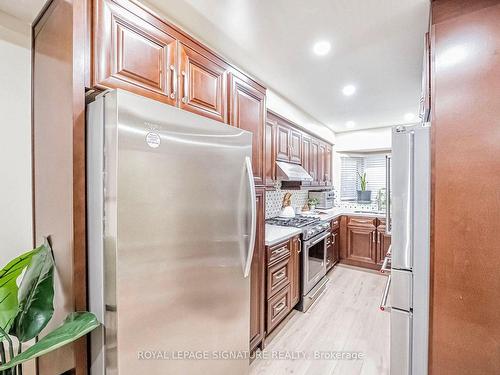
[266,215,330,241]
[266,215,319,228]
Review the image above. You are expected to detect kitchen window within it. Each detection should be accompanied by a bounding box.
[340,153,389,202]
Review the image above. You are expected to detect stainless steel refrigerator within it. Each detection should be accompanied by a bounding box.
[389,123,431,375]
[87,89,256,374]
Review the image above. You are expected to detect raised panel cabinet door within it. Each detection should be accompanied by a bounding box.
[310,139,319,186]
[324,145,332,187]
[250,188,265,351]
[326,234,334,271]
[301,136,311,186]
[289,130,302,164]
[276,124,290,162]
[346,218,377,268]
[94,0,177,105]
[332,229,340,264]
[229,74,266,186]
[289,236,301,307]
[318,143,326,186]
[179,43,227,122]
[265,118,277,189]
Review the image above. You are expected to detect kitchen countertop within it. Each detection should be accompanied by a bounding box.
[265,208,386,246]
[265,224,302,246]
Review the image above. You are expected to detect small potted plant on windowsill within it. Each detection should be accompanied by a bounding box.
[357,172,372,203]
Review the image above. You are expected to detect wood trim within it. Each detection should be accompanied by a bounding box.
[108,0,266,92]
[431,0,500,24]
[72,1,89,374]
[267,109,333,146]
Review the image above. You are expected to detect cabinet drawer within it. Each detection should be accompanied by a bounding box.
[267,241,290,265]
[348,217,377,228]
[267,258,290,297]
[267,285,292,333]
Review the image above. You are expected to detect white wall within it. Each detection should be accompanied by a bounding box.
[267,89,335,143]
[332,126,392,192]
[0,10,35,374]
[0,12,32,268]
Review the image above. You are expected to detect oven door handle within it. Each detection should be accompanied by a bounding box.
[306,232,330,247]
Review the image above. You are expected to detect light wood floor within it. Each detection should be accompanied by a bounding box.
[250,265,390,375]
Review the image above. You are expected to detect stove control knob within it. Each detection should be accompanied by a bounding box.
[307,229,314,237]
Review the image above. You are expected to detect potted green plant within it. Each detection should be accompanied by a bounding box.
[357,172,372,202]
[0,242,100,374]
[308,197,319,211]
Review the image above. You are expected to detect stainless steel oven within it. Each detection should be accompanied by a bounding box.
[298,221,330,312]
[303,231,328,295]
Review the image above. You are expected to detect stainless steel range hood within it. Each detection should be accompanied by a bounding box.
[276,161,313,182]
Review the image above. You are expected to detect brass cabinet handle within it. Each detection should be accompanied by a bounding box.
[274,301,286,313]
[169,65,177,99]
[275,270,286,280]
[181,70,188,103]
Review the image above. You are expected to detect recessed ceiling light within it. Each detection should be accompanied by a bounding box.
[342,85,356,96]
[345,121,356,129]
[404,113,416,122]
[313,41,331,56]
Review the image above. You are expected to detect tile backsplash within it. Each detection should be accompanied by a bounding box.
[265,184,383,219]
[265,182,309,219]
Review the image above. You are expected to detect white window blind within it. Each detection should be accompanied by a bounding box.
[340,157,362,200]
[364,155,387,195]
[340,154,388,201]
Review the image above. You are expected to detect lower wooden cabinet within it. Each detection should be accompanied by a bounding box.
[267,285,292,333]
[376,218,392,265]
[338,215,391,270]
[263,235,300,336]
[250,188,265,351]
[289,236,301,306]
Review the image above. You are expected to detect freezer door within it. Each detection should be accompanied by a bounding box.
[391,309,412,375]
[391,269,412,311]
[88,90,254,375]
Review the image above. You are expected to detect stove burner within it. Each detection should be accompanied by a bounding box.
[266,215,320,228]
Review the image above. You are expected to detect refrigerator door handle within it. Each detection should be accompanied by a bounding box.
[386,155,392,235]
[243,156,257,278]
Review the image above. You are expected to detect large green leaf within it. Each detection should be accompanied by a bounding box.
[0,312,100,371]
[0,246,43,340]
[10,245,55,342]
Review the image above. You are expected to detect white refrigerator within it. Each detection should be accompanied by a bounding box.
[389,123,431,375]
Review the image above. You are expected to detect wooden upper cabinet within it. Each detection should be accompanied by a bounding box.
[265,118,277,189]
[289,129,302,164]
[310,139,319,185]
[178,43,228,122]
[318,142,326,185]
[229,73,266,186]
[93,0,177,105]
[276,124,290,162]
[324,145,332,187]
[301,135,311,186]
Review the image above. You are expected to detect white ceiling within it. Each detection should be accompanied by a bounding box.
[0,0,429,133]
[0,0,47,24]
[144,0,429,132]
